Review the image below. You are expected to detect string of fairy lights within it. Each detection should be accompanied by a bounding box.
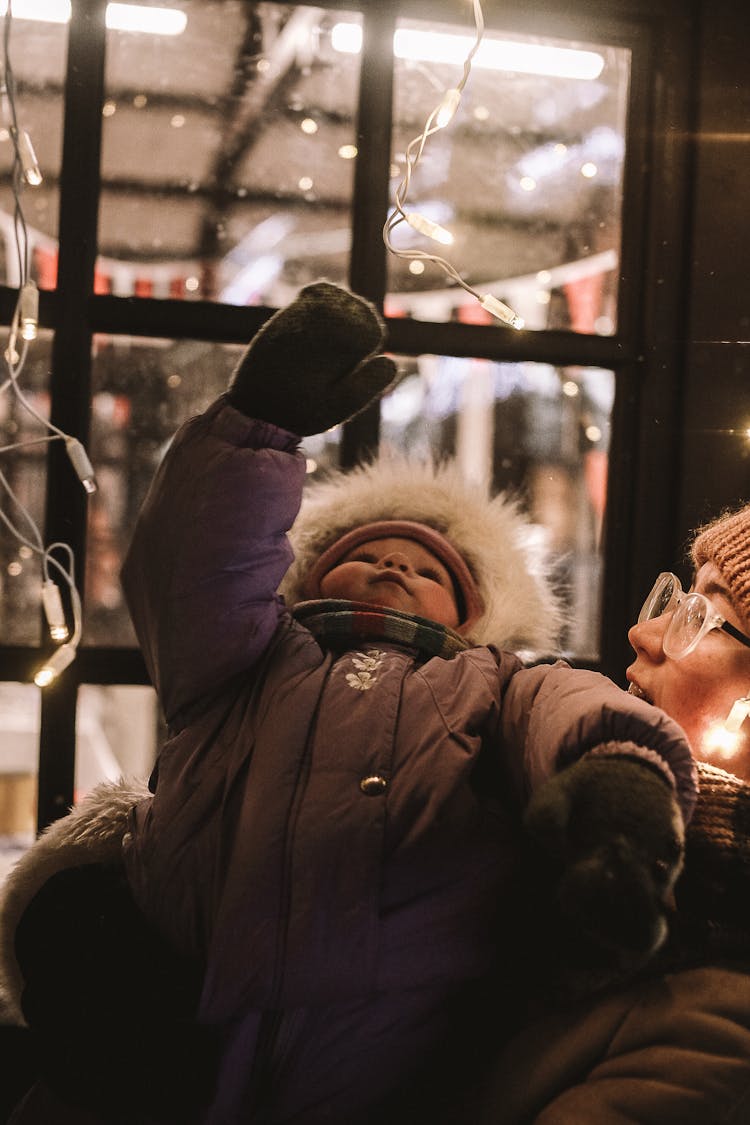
[0,0,600,694]
[0,0,510,696]
[382,0,525,330]
[1,0,96,688]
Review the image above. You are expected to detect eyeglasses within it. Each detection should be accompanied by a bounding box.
[638,571,750,659]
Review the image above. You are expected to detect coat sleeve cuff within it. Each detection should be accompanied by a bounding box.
[584,740,698,824]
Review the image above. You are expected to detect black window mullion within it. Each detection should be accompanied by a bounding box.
[342,2,397,468]
[600,1,696,681]
[37,0,107,830]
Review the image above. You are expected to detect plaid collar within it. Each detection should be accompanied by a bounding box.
[292,599,470,661]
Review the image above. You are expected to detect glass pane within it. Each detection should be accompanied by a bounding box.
[75,684,161,801]
[98,3,361,305]
[0,683,40,879]
[0,12,67,289]
[86,333,336,645]
[384,16,630,333]
[381,355,615,660]
[0,329,52,645]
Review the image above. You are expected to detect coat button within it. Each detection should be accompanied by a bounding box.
[360,774,388,796]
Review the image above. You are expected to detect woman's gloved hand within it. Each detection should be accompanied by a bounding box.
[522,754,685,989]
[227,281,396,436]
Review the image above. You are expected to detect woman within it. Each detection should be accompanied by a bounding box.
[478,504,750,1124]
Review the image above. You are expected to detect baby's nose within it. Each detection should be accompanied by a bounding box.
[380,552,411,573]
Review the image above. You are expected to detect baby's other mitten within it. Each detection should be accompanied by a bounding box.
[227,281,396,436]
[523,754,684,990]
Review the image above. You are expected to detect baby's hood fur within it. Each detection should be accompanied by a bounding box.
[281,454,564,653]
[0,777,149,1024]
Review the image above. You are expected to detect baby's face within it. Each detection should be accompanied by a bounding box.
[319,536,460,627]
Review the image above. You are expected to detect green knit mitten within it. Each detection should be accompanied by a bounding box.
[227,281,396,436]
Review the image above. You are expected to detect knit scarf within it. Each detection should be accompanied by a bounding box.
[664,760,750,967]
[292,598,470,661]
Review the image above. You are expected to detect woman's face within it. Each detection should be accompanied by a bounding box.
[627,562,750,778]
[318,536,460,628]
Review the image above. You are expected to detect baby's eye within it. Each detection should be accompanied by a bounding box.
[418,567,442,582]
[351,552,377,563]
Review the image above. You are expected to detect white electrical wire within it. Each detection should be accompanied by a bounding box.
[1,0,96,681]
[382,0,524,329]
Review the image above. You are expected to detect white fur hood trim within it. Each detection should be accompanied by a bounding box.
[281,455,564,652]
[0,777,149,1024]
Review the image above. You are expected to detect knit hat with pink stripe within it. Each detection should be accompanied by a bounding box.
[691,503,750,623]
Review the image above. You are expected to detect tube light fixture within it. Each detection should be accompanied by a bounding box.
[332,23,604,81]
[1,1,187,36]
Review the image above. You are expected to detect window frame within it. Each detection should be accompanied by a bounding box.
[0,0,695,829]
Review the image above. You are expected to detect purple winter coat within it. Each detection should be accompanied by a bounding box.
[119,396,695,1124]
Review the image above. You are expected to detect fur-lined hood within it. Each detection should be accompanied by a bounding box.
[0,778,149,1024]
[280,455,564,653]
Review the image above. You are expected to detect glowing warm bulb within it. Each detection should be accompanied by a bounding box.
[34,642,76,687]
[702,720,744,760]
[404,212,454,245]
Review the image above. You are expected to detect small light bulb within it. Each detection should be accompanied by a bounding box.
[65,437,97,494]
[725,696,750,733]
[42,579,69,642]
[481,294,525,330]
[20,280,39,342]
[404,212,454,245]
[436,88,461,128]
[34,642,76,688]
[17,129,43,186]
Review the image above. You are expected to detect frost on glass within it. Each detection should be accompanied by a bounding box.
[381,356,615,659]
[86,333,339,646]
[98,3,361,305]
[386,16,630,333]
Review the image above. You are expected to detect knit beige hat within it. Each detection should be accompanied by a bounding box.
[691,503,750,623]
